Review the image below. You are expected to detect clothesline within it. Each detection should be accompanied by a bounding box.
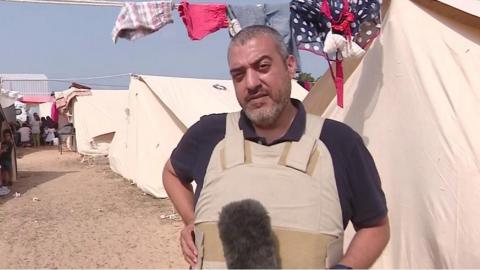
[1,73,132,82]
[0,0,180,8]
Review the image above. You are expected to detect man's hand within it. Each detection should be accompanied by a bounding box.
[180,223,198,267]
[339,216,390,268]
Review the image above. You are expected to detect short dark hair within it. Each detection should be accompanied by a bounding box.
[3,129,12,136]
[228,25,289,60]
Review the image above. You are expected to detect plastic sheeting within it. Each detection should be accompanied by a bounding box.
[38,102,53,118]
[305,0,480,268]
[109,75,308,198]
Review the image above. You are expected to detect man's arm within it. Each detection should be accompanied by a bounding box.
[163,159,194,224]
[338,216,390,269]
[162,159,197,267]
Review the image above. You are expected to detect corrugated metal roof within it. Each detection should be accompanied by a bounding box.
[0,73,50,96]
[0,74,48,80]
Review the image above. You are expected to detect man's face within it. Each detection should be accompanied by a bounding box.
[228,35,296,127]
[4,133,11,142]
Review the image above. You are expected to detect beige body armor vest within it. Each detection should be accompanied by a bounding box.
[194,112,344,269]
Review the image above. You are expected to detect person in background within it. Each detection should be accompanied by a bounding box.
[18,123,31,147]
[25,116,31,128]
[30,113,41,147]
[40,117,47,145]
[46,116,58,129]
[0,129,14,196]
[44,127,56,146]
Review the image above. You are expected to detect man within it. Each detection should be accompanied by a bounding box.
[31,113,41,148]
[163,25,389,269]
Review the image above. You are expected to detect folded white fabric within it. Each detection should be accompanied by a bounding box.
[323,30,365,58]
[228,18,242,37]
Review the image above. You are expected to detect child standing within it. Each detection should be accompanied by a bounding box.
[18,123,31,147]
[0,129,13,196]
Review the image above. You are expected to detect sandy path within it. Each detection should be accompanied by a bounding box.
[0,147,187,268]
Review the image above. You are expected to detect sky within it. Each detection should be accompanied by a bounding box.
[0,0,328,91]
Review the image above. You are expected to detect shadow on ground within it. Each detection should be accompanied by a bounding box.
[0,170,77,205]
[15,145,60,159]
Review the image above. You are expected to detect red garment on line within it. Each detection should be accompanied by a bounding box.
[178,1,228,40]
[51,101,59,123]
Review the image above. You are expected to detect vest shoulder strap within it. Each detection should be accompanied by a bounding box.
[225,111,242,136]
[223,112,245,169]
[305,113,326,139]
[284,114,326,173]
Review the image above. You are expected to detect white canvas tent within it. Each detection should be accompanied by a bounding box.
[304,0,480,268]
[109,75,308,198]
[58,89,128,155]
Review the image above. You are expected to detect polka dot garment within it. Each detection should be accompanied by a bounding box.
[290,0,381,55]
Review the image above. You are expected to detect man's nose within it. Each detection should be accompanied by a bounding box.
[245,70,261,93]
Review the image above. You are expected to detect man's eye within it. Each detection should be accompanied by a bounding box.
[232,73,244,81]
[259,63,270,71]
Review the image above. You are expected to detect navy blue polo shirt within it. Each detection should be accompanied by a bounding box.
[170,99,387,229]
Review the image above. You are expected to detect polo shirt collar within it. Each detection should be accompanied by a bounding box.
[238,99,306,145]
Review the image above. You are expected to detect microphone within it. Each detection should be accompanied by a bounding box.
[218,199,279,269]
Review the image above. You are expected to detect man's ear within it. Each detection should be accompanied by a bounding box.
[286,55,297,79]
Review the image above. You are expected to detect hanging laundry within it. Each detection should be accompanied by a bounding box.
[323,30,364,58]
[51,101,59,123]
[290,0,381,107]
[228,3,301,71]
[290,0,380,54]
[227,4,265,34]
[265,3,295,56]
[112,1,174,43]
[178,1,228,41]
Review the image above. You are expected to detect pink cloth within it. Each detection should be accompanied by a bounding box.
[178,1,228,40]
[51,101,59,123]
[18,95,53,104]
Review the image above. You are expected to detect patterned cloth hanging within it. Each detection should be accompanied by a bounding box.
[112,1,174,43]
[290,0,381,108]
[290,0,381,55]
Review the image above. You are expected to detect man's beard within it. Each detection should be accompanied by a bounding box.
[244,94,289,127]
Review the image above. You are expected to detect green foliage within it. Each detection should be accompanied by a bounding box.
[297,72,315,82]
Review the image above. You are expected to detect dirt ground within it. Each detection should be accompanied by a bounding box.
[0,146,187,268]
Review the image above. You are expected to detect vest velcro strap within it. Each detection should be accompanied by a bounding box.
[196,222,340,269]
[223,131,245,169]
[285,135,317,172]
[193,228,205,269]
[244,141,252,164]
